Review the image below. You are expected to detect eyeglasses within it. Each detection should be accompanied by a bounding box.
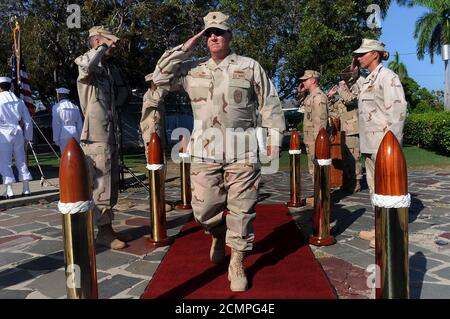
[204,28,227,38]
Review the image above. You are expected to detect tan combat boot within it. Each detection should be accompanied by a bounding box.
[228,249,248,292]
[369,238,375,249]
[359,228,375,241]
[96,224,126,250]
[210,227,226,264]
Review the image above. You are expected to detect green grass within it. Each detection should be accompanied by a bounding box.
[275,144,450,172]
[402,144,450,167]
[123,153,148,174]
[276,151,308,172]
[28,152,60,167]
[26,144,450,174]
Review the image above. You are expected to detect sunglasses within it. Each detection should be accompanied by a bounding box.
[353,51,373,58]
[204,28,227,38]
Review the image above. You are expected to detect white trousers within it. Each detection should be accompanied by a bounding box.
[57,126,80,154]
[58,138,72,154]
[0,130,32,184]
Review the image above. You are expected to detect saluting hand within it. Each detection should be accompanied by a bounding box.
[327,85,338,97]
[351,56,360,72]
[183,30,205,52]
[338,80,350,91]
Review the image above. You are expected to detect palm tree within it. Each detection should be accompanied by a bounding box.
[388,51,409,80]
[412,0,450,63]
[412,0,450,110]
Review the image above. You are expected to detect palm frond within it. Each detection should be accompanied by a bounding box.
[414,12,441,60]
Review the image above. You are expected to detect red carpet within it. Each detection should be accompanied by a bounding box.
[142,204,336,299]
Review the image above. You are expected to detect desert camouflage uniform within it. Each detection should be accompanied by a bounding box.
[75,44,129,226]
[358,64,407,195]
[153,44,285,251]
[301,87,328,175]
[140,80,168,156]
[328,78,364,188]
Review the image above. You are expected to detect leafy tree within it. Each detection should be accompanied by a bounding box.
[0,0,217,107]
[409,0,450,63]
[218,0,392,99]
[0,0,398,106]
[388,51,409,79]
[401,75,444,113]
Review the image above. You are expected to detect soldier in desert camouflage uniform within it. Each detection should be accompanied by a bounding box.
[152,11,285,292]
[140,73,172,212]
[327,69,364,193]
[298,70,329,177]
[75,26,131,250]
[140,73,168,154]
[352,39,407,248]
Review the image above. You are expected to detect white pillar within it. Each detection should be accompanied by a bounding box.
[443,44,450,111]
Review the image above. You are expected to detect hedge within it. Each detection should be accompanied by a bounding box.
[403,111,450,156]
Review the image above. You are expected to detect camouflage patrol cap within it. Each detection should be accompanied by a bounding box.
[144,73,153,83]
[353,38,385,54]
[88,26,119,42]
[299,70,321,81]
[203,11,230,32]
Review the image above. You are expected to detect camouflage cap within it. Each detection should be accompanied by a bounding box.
[299,70,321,81]
[88,26,119,42]
[144,73,153,83]
[203,11,230,32]
[353,38,385,54]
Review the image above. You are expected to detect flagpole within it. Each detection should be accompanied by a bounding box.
[10,16,21,95]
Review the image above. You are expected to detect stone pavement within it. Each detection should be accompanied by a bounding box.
[0,162,449,299]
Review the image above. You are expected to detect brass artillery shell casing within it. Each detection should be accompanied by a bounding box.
[60,138,98,299]
[309,128,336,246]
[374,131,409,299]
[287,129,302,208]
[147,132,173,247]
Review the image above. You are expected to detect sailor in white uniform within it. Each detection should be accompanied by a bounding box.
[0,76,33,198]
[51,87,83,153]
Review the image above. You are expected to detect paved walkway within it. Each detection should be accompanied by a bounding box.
[0,164,449,299]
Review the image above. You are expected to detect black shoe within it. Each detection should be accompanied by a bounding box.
[22,193,31,197]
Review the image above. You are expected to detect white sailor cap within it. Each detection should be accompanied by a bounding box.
[56,87,70,94]
[0,77,12,83]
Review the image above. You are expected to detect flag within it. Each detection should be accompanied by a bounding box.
[11,47,35,115]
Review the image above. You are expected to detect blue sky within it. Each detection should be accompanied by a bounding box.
[380,2,445,91]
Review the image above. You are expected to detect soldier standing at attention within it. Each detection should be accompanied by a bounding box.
[152,11,285,292]
[75,26,131,250]
[352,39,407,248]
[52,87,83,153]
[298,70,328,205]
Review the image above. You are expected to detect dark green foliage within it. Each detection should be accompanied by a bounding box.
[0,0,390,108]
[404,111,450,155]
[401,76,444,113]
